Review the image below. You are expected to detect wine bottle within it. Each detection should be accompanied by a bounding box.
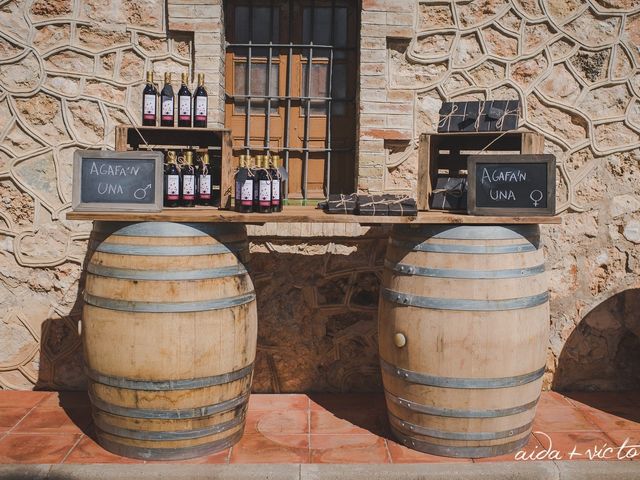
[142,71,157,126]
[164,151,180,207]
[235,154,245,211]
[160,72,174,127]
[270,155,282,212]
[256,156,272,213]
[181,151,196,207]
[252,156,262,212]
[193,73,208,128]
[196,152,212,205]
[178,73,192,128]
[237,155,254,213]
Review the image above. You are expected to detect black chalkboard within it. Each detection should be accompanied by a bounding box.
[467,154,555,216]
[72,150,163,211]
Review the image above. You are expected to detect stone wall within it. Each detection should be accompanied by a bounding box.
[0,0,638,391]
[356,0,640,390]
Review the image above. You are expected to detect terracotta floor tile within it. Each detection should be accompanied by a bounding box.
[602,430,640,461]
[474,433,544,463]
[143,448,231,465]
[310,409,389,436]
[39,391,91,409]
[247,394,309,412]
[245,409,309,434]
[0,433,81,463]
[387,438,473,464]
[230,434,309,463]
[13,406,91,434]
[532,431,621,461]
[64,435,143,464]
[579,405,640,432]
[537,391,575,408]
[309,393,386,412]
[310,434,390,463]
[0,407,31,430]
[0,391,53,409]
[533,406,599,432]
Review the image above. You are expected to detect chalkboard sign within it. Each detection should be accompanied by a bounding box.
[72,150,163,212]
[467,154,555,216]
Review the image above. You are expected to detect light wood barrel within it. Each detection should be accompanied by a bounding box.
[379,225,548,458]
[82,222,257,460]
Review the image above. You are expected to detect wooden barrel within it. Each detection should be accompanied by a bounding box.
[82,221,257,460]
[379,224,548,458]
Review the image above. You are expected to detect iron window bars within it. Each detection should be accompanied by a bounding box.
[226,0,356,200]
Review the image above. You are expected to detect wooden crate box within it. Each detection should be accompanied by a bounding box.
[417,131,545,211]
[115,125,234,209]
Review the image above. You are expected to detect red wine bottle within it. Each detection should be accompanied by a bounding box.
[254,156,272,213]
[196,152,212,206]
[142,71,157,126]
[193,73,208,128]
[160,72,174,127]
[181,151,196,207]
[164,151,180,207]
[235,154,245,211]
[237,156,254,213]
[178,73,192,128]
[270,155,282,212]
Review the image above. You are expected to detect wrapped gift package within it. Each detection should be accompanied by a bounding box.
[325,193,358,214]
[387,196,418,216]
[357,195,389,216]
[438,100,520,133]
[430,175,468,210]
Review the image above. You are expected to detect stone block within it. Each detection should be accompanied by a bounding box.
[361,37,386,49]
[362,10,387,25]
[169,19,220,32]
[361,128,412,140]
[361,101,412,115]
[361,75,388,89]
[359,113,387,127]
[362,0,387,12]
[360,49,387,63]
[385,114,413,129]
[168,4,196,18]
[361,63,385,76]
[386,12,414,26]
[386,25,414,38]
[358,153,386,167]
[359,138,385,152]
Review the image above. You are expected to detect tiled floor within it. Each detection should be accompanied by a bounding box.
[0,390,638,464]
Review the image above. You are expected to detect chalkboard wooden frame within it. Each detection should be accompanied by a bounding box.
[72,150,164,212]
[467,154,556,216]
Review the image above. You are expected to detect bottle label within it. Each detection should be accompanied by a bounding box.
[143,94,156,119]
[183,175,195,199]
[179,96,191,120]
[199,174,211,199]
[271,179,280,204]
[195,96,208,120]
[259,180,271,206]
[161,97,173,120]
[241,179,253,205]
[166,174,179,200]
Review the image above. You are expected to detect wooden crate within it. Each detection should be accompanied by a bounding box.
[417,131,545,211]
[115,125,234,209]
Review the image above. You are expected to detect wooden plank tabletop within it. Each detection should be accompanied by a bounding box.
[66,206,562,224]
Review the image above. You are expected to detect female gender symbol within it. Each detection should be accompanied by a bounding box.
[530,190,543,207]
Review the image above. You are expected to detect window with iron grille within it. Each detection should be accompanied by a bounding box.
[224,1,359,201]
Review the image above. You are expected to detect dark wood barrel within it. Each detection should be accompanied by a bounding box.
[82,221,257,460]
[379,224,548,458]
